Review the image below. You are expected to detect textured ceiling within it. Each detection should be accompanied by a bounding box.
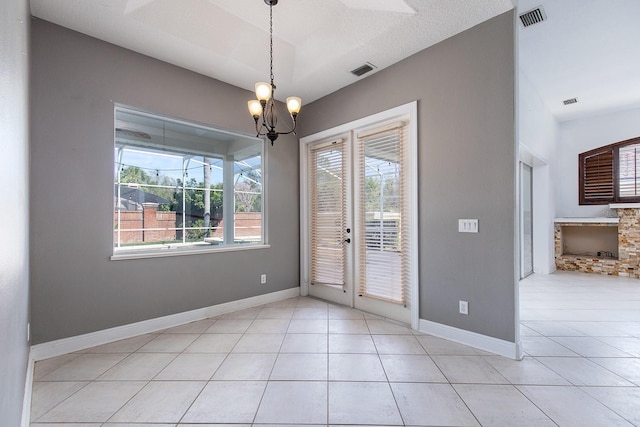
[518,0,640,122]
[29,0,514,105]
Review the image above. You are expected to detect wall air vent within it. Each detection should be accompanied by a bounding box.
[563,98,578,105]
[351,62,376,77]
[519,6,546,27]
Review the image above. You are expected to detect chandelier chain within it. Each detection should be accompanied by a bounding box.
[269,3,274,86]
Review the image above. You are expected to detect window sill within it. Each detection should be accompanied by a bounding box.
[111,243,271,261]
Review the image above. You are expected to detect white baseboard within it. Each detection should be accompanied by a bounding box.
[30,287,300,362]
[419,318,522,360]
[21,350,35,427]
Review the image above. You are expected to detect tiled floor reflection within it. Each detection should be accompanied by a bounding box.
[31,271,640,426]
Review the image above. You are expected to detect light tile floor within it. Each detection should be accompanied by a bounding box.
[30,271,640,426]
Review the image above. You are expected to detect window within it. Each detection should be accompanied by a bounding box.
[579,136,640,205]
[114,107,264,256]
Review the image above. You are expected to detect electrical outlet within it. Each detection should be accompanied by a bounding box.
[261,274,267,284]
[459,300,469,315]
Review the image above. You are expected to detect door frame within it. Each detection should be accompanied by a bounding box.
[519,161,534,278]
[519,143,551,274]
[300,101,419,330]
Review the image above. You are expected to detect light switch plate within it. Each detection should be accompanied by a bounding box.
[458,219,478,233]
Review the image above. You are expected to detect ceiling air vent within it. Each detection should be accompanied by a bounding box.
[563,98,578,105]
[519,6,546,27]
[351,62,376,77]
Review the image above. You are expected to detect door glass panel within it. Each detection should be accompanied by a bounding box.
[358,127,405,303]
[310,141,346,287]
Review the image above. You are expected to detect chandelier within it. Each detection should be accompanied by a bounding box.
[248,0,302,145]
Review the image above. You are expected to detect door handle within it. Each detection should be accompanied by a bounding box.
[344,238,351,243]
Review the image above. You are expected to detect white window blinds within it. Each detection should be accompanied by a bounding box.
[357,123,409,304]
[310,140,346,287]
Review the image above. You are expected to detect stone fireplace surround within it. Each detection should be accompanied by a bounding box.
[555,205,640,278]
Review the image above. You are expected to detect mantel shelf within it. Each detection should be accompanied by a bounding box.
[554,217,619,224]
[609,203,640,209]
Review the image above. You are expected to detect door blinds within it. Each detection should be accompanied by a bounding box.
[356,122,409,304]
[309,140,346,287]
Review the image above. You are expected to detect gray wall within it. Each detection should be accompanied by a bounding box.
[1,0,30,423]
[299,12,516,341]
[30,19,300,344]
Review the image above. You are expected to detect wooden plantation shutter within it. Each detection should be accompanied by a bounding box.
[618,143,640,198]
[309,139,346,287]
[356,122,410,304]
[579,147,614,205]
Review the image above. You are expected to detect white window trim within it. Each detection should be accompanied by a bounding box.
[113,105,267,260]
[110,243,271,261]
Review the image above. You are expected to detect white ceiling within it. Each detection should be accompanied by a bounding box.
[29,0,513,104]
[518,0,640,122]
[29,0,640,123]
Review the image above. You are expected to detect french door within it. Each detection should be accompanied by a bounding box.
[305,137,352,308]
[301,103,418,327]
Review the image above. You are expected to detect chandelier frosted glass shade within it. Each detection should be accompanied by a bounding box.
[248,100,263,118]
[255,82,272,102]
[286,96,302,114]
